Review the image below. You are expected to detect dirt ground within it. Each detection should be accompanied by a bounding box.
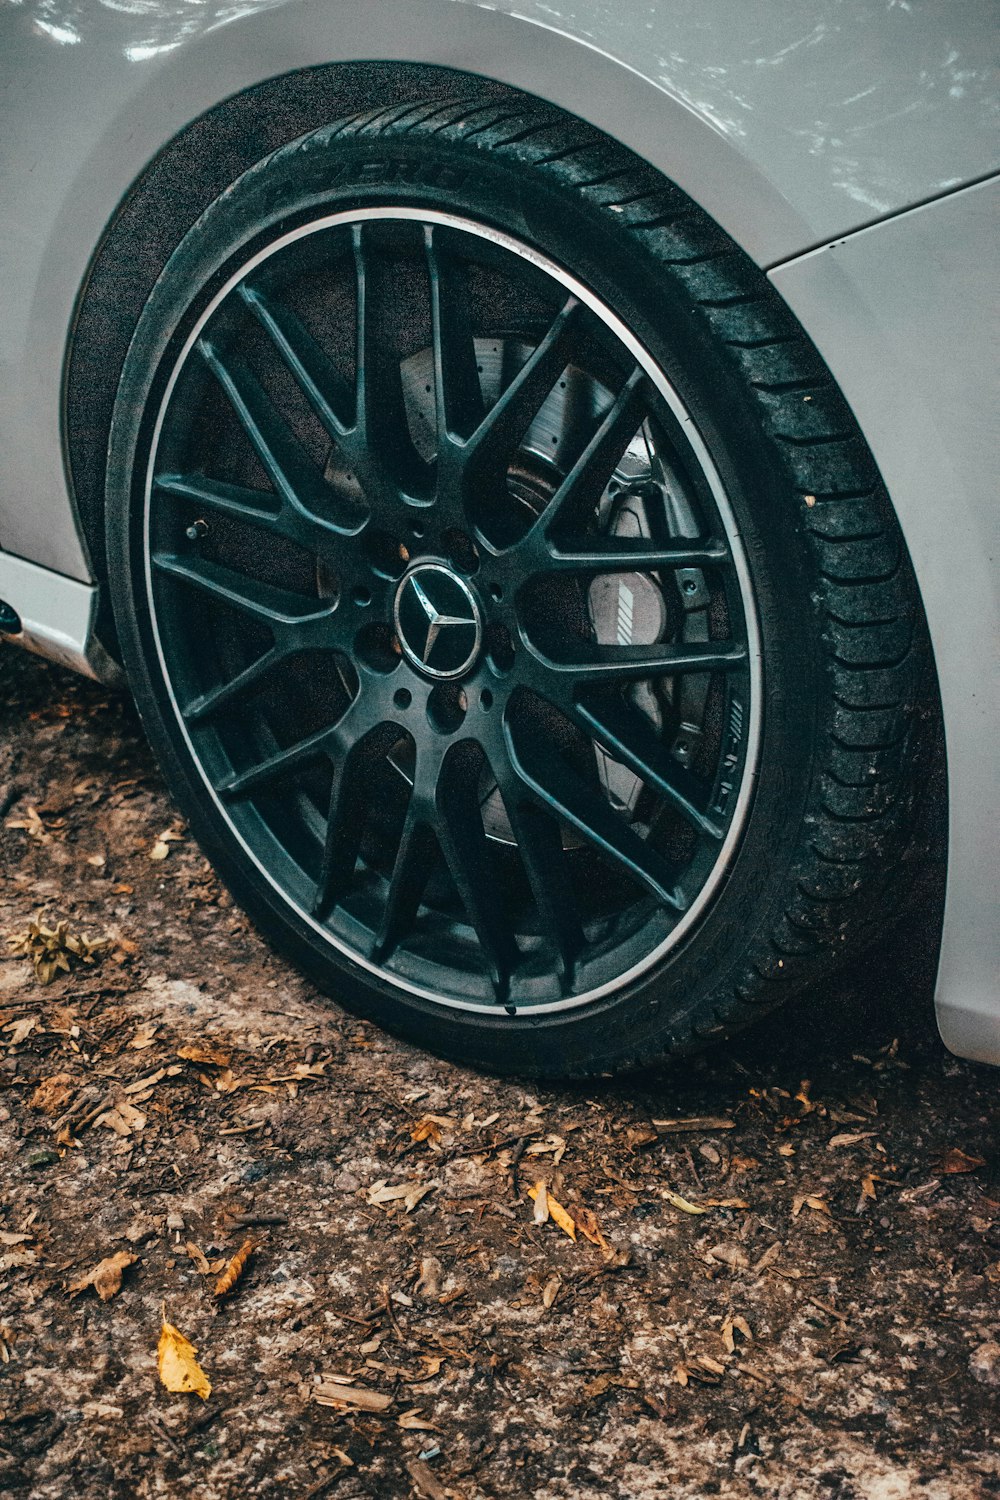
[0,643,997,1500]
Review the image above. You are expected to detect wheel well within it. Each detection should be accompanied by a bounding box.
[64,61,543,654]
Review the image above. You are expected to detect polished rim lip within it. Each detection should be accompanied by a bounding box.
[142,206,763,1017]
[393,562,484,679]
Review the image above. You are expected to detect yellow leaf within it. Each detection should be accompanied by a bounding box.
[157,1319,211,1400]
[527,1183,576,1240]
[664,1190,707,1215]
[177,1043,231,1067]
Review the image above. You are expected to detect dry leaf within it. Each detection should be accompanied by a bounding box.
[397,1408,439,1431]
[795,1081,815,1114]
[367,1180,437,1213]
[95,1101,147,1137]
[185,1242,211,1275]
[572,1205,610,1252]
[791,1193,832,1219]
[129,1023,159,1051]
[828,1132,875,1149]
[177,1042,231,1068]
[4,1015,37,1046]
[934,1148,986,1175]
[721,1314,753,1353]
[29,1073,76,1115]
[157,1318,211,1399]
[68,1250,137,1302]
[149,826,184,861]
[8,918,110,984]
[664,1190,708,1215]
[214,1238,254,1298]
[527,1183,576,1240]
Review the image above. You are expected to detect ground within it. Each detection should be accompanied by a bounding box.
[0,644,997,1500]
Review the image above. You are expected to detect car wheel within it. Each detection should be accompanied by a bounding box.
[106,98,927,1076]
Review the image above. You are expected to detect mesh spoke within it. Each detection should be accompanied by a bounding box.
[426,226,487,447]
[372,813,439,963]
[506,723,686,910]
[197,340,361,534]
[527,638,746,686]
[182,646,284,725]
[353,222,432,498]
[436,748,520,1001]
[151,553,337,638]
[492,770,584,989]
[571,695,723,839]
[461,297,583,484]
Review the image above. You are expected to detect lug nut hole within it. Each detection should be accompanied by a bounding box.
[427,682,468,735]
[443,528,480,575]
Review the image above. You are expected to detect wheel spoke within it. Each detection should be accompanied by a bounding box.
[529,368,648,543]
[525,637,746,686]
[181,645,284,724]
[436,747,520,1000]
[238,283,353,443]
[461,297,583,484]
[151,553,337,642]
[217,722,338,801]
[197,339,363,537]
[571,695,723,838]
[312,724,400,920]
[352,223,431,498]
[492,770,584,988]
[154,472,291,539]
[372,812,439,963]
[505,722,686,909]
[540,538,727,575]
[426,226,486,447]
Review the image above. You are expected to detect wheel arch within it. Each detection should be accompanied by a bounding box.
[59,0,808,622]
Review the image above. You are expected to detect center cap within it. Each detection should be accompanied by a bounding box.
[393,563,483,680]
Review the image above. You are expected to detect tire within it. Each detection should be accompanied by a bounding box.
[106,97,928,1078]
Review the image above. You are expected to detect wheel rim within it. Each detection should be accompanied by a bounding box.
[143,208,762,1014]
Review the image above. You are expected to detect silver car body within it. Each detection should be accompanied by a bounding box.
[2,0,997,1060]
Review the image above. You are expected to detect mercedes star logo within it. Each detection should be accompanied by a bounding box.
[393,563,483,680]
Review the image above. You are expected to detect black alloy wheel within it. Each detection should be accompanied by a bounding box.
[107,99,927,1075]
